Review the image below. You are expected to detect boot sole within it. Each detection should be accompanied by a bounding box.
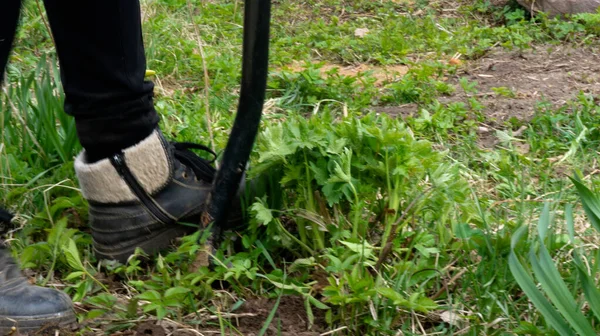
[0,309,77,334]
[93,225,196,263]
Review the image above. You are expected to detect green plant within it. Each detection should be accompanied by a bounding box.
[136,286,192,320]
[509,176,600,335]
[492,86,517,98]
[1,55,80,168]
[5,0,600,334]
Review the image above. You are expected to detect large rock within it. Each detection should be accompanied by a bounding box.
[516,0,600,17]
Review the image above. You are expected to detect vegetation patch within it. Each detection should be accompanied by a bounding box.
[3,0,600,334]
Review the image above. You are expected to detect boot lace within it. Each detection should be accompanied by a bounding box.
[171,142,217,182]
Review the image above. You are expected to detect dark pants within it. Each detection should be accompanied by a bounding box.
[0,0,159,161]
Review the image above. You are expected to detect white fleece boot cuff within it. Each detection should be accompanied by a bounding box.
[74,130,172,204]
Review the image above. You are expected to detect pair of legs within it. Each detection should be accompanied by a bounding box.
[1,0,157,162]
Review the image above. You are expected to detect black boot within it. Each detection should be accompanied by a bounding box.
[75,129,246,263]
[0,212,75,334]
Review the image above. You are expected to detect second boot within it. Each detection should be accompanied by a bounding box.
[0,209,76,334]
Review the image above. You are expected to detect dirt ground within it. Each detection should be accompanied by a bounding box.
[137,296,326,336]
[27,296,325,336]
[11,296,324,336]
[375,44,600,146]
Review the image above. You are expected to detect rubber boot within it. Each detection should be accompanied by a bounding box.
[0,213,75,334]
[75,129,246,263]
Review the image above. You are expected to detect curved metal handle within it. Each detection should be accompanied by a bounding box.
[195,0,271,267]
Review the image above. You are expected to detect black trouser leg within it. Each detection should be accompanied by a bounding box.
[0,0,22,83]
[43,0,159,162]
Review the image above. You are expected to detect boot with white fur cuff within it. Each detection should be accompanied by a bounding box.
[75,129,243,263]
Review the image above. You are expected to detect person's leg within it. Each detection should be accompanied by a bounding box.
[42,0,159,163]
[0,0,21,81]
[42,0,247,262]
[0,3,76,332]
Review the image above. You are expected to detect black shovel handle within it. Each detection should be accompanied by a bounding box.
[200,0,271,237]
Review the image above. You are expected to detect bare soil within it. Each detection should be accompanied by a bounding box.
[74,296,324,336]
[141,296,325,336]
[230,296,326,336]
[12,296,325,336]
[375,45,600,147]
[283,61,410,86]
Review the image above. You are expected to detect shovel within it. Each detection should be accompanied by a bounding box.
[193,0,271,268]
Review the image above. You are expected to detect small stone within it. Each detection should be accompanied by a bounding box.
[440,311,466,327]
[354,28,370,38]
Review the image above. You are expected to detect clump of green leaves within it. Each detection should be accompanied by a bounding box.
[381,61,454,105]
[241,110,474,332]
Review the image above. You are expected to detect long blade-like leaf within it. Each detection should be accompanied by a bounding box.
[565,204,575,244]
[573,255,600,324]
[530,246,595,335]
[257,290,282,336]
[509,226,574,336]
[566,202,600,325]
[533,206,596,335]
[570,177,600,233]
[509,252,574,336]
[538,203,551,241]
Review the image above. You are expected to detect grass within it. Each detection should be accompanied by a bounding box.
[3,0,600,334]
